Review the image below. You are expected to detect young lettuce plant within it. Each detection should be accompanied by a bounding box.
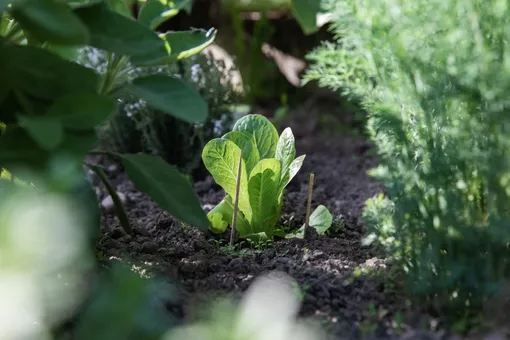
[202,114,331,240]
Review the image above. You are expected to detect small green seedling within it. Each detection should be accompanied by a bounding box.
[202,114,332,240]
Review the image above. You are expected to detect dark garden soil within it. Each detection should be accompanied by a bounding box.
[91,125,453,340]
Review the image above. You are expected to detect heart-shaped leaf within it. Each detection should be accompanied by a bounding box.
[308,205,333,234]
[291,205,333,239]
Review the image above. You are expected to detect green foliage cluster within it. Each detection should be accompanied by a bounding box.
[82,47,244,175]
[203,114,332,240]
[222,0,327,103]
[0,0,217,236]
[306,0,510,313]
[0,0,227,337]
[223,0,324,35]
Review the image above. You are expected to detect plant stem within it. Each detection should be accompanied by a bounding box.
[230,152,243,246]
[304,173,315,238]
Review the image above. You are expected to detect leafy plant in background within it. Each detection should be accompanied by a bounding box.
[222,0,326,35]
[221,0,328,103]
[85,48,244,176]
[306,0,510,318]
[0,0,218,236]
[203,114,332,240]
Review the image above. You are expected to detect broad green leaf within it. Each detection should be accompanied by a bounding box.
[202,138,252,222]
[222,131,259,174]
[275,127,296,184]
[130,28,218,66]
[45,44,82,61]
[248,158,281,234]
[87,163,132,235]
[18,115,63,150]
[308,205,333,234]
[68,0,104,8]
[46,93,115,130]
[106,0,133,17]
[138,0,192,29]
[290,0,321,35]
[74,2,163,58]
[125,74,207,123]
[11,0,90,45]
[280,154,305,193]
[9,45,100,99]
[59,130,99,158]
[0,127,49,168]
[233,114,279,159]
[121,153,209,229]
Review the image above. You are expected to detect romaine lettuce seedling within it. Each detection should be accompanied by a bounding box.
[202,114,332,239]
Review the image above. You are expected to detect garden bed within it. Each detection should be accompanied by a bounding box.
[92,116,451,339]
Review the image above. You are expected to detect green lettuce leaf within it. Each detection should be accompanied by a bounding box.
[207,197,251,234]
[202,138,252,222]
[222,130,260,175]
[275,127,296,185]
[248,158,281,234]
[233,114,279,159]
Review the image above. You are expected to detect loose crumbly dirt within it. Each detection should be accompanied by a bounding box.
[91,128,454,340]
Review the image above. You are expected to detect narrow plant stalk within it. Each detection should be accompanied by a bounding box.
[100,54,129,95]
[304,173,315,238]
[230,152,243,246]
